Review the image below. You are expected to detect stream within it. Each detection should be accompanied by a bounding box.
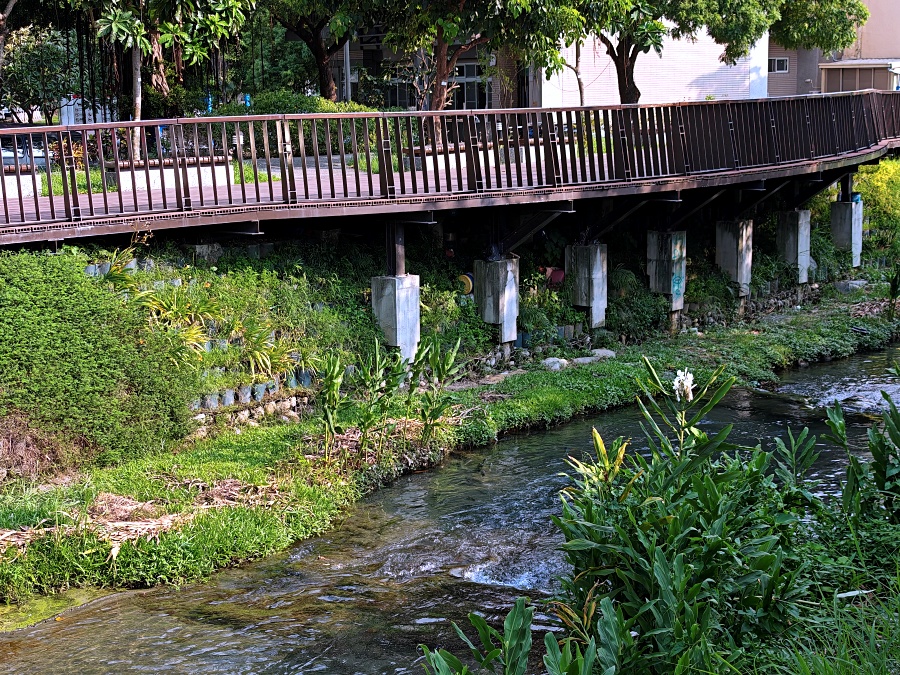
[1,346,897,674]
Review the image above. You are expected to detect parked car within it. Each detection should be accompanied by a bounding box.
[1,144,48,170]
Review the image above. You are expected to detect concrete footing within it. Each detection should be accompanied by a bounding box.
[474,256,519,344]
[777,210,811,284]
[2,172,42,199]
[647,231,686,311]
[715,219,753,297]
[371,274,420,361]
[565,244,607,328]
[831,200,863,267]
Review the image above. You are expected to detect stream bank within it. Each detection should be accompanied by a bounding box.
[1,297,897,629]
[0,347,898,672]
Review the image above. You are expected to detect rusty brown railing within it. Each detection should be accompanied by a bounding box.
[1,90,898,229]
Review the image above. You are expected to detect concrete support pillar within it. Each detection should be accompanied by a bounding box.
[371,275,420,362]
[777,210,811,284]
[715,219,753,297]
[474,256,519,344]
[565,244,607,328]
[385,222,406,276]
[647,231,686,311]
[831,200,863,268]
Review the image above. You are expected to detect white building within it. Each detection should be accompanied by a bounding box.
[536,32,770,107]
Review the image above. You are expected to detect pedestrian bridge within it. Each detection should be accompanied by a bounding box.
[1,90,899,246]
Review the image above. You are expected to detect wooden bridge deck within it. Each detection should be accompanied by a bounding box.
[1,90,899,245]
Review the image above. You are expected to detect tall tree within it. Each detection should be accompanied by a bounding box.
[0,26,74,123]
[598,0,869,105]
[557,0,629,105]
[0,0,19,72]
[386,0,583,111]
[97,0,254,124]
[266,0,381,101]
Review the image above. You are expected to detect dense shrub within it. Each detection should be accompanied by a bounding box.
[213,90,377,118]
[0,251,198,466]
[605,288,669,344]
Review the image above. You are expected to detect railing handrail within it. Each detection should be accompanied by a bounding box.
[0,89,896,136]
[0,89,898,240]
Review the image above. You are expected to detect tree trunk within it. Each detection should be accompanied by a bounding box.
[311,37,337,101]
[565,42,585,106]
[149,26,170,97]
[173,42,184,84]
[429,34,451,112]
[611,42,641,104]
[131,45,142,152]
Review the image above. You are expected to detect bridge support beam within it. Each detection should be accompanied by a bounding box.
[371,274,420,362]
[715,219,753,298]
[565,244,607,329]
[474,256,519,344]
[831,198,863,268]
[777,210,811,284]
[372,221,419,361]
[647,232,686,324]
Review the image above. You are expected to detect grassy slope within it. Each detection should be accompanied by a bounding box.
[1,298,897,626]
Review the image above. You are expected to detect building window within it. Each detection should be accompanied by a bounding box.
[768,58,789,74]
[449,63,491,110]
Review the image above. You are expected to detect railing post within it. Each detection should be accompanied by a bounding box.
[803,98,815,159]
[827,96,840,154]
[172,124,192,212]
[675,107,691,175]
[376,117,396,198]
[540,112,560,187]
[616,109,633,180]
[277,118,298,204]
[59,131,81,222]
[464,113,484,192]
[726,103,740,169]
[766,100,781,164]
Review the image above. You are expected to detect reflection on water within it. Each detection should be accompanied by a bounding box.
[1,347,896,674]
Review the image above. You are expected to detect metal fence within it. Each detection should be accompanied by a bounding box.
[1,90,898,229]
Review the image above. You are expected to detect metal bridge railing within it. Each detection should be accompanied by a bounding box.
[1,90,898,229]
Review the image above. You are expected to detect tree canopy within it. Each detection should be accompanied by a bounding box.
[594,0,870,104]
[266,0,383,102]
[0,26,73,124]
[384,0,584,111]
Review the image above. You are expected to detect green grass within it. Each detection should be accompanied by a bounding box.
[0,421,355,605]
[1,295,896,616]
[232,160,280,184]
[40,168,117,197]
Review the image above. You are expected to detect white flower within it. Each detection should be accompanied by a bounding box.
[673,369,694,402]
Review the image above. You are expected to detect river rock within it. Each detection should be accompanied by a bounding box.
[571,356,600,365]
[541,357,569,371]
[264,402,277,416]
[591,348,616,359]
[236,409,250,423]
[834,280,866,294]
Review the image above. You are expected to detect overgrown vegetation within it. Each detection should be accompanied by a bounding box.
[1,200,899,623]
[0,251,198,468]
[422,360,900,674]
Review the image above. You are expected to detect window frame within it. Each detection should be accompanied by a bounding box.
[768,57,790,74]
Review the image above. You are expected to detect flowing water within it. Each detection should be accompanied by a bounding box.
[1,346,897,674]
